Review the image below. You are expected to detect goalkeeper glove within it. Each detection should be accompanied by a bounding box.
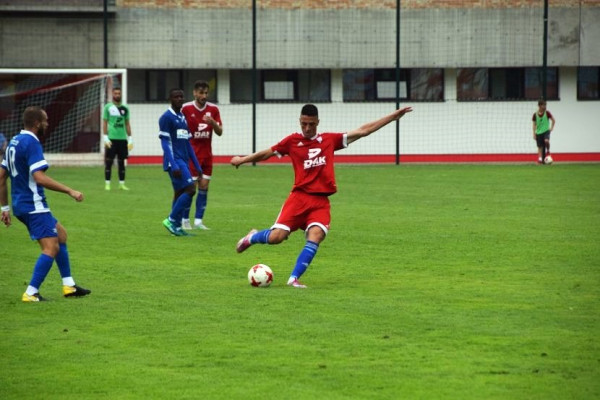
[127,136,134,151]
[103,135,112,149]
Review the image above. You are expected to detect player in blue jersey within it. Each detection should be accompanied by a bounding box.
[159,88,202,236]
[0,106,91,302]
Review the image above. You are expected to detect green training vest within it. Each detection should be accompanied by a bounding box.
[535,112,549,135]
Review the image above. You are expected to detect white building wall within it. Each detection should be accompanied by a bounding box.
[129,67,600,159]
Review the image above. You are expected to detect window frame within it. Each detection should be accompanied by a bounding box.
[145,70,184,103]
[127,69,218,103]
[229,69,331,103]
[343,68,444,102]
[577,66,600,101]
[457,67,559,102]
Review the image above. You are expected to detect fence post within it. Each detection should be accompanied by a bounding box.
[395,0,401,165]
[252,0,257,165]
[542,0,548,100]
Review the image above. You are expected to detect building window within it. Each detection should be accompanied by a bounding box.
[457,68,488,100]
[146,70,182,102]
[298,70,330,102]
[578,67,600,100]
[490,68,525,99]
[458,67,558,101]
[524,68,558,100]
[343,69,443,102]
[343,69,376,101]
[128,69,217,103]
[410,69,444,101]
[230,70,254,103]
[262,70,297,100]
[229,69,330,103]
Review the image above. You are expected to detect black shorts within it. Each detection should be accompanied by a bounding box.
[536,131,550,147]
[105,139,128,160]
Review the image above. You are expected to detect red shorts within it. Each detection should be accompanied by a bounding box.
[272,191,331,235]
[189,156,213,179]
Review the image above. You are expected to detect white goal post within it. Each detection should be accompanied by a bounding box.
[0,68,127,166]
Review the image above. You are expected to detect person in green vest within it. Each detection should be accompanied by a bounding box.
[532,99,556,164]
[103,87,133,190]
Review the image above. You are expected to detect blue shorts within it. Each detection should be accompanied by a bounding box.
[16,212,58,240]
[167,159,194,191]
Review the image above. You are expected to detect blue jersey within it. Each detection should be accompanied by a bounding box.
[158,108,192,171]
[0,130,50,216]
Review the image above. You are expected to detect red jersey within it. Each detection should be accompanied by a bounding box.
[272,132,347,195]
[181,101,222,159]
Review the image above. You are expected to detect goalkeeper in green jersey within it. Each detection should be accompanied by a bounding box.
[103,87,133,190]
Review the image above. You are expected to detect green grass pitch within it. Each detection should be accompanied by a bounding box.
[1,163,599,399]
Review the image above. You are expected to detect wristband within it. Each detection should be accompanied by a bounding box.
[128,136,133,144]
[103,134,111,143]
[1,205,10,212]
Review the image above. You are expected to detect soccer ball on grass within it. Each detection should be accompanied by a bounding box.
[248,264,273,287]
[544,155,553,164]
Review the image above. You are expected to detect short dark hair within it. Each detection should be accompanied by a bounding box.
[23,106,44,129]
[301,104,318,117]
[194,80,209,90]
[538,98,547,105]
[169,88,183,97]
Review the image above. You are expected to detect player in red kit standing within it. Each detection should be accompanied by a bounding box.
[181,80,223,230]
[231,104,412,288]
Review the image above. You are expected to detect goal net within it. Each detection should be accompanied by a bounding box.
[0,69,126,166]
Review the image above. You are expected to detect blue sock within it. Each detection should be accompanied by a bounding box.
[170,192,193,227]
[250,229,271,244]
[290,241,319,279]
[30,253,55,290]
[182,203,191,221]
[55,243,71,278]
[194,190,207,219]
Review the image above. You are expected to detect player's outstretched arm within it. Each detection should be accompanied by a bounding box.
[347,106,413,144]
[231,148,276,168]
[33,171,83,202]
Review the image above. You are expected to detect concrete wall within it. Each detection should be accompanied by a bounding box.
[1,6,598,68]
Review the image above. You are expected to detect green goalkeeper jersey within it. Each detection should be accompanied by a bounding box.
[103,102,130,140]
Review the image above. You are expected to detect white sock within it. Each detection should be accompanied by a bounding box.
[105,180,110,184]
[194,219,203,226]
[119,181,125,185]
[26,285,39,295]
[62,277,75,286]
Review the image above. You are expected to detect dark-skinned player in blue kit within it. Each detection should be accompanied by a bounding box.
[159,88,202,237]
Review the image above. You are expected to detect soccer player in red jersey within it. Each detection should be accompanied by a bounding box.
[231,104,412,288]
[181,80,223,230]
